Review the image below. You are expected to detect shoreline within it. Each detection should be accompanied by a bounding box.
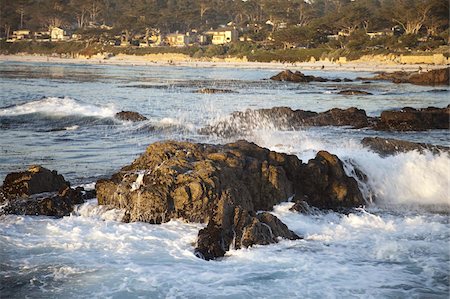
[1,54,448,73]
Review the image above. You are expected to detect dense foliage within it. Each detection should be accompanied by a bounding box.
[1,0,448,54]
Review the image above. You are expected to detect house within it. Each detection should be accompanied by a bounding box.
[338,31,350,37]
[205,27,238,45]
[148,32,162,47]
[366,31,393,39]
[327,34,340,41]
[50,27,69,41]
[166,32,191,47]
[34,31,50,42]
[7,29,32,42]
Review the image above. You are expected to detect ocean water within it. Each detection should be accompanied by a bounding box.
[0,61,449,298]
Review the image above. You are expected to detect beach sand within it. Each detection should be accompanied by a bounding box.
[0,53,447,73]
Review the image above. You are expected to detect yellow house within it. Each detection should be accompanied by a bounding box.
[149,33,162,46]
[166,33,191,47]
[50,27,69,41]
[206,27,238,45]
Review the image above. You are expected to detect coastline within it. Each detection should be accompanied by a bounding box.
[1,53,448,73]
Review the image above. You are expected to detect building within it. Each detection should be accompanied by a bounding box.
[366,31,393,39]
[50,27,69,41]
[34,31,50,42]
[205,27,238,45]
[6,29,31,42]
[148,32,162,47]
[166,33,191,47]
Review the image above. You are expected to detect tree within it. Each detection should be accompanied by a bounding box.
[273,26,317,48]
[386,0,434,35]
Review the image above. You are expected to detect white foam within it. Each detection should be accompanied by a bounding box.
[0,97,118,118]
[250,129,450,209]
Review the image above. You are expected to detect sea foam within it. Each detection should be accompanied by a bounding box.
[0,97,117,118]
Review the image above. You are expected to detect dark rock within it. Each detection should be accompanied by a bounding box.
[338,90,373,95]
[115,111,148,122]
[270,70,352,83]
[201,106,369,137]
[407,68,449,85]
[0,166,84,217]
[303,107,369,128]
[1,165,68,200]
[357,68,450,86]
[1,186,83,217]
[195,208,299,260]
[295,151,365,211]
[374,106,449,131]
[270,70,328,83]
[96,140,363,259]
[361,137,449,156]
[194,88,237,94]
[75,187,97,200]
[289,200,311,213]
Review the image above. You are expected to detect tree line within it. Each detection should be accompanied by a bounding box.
[1,0,448,44]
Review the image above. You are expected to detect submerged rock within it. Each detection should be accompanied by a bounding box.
[374,106,449,131]
[0,165,84,217]
[358,68,450,86]
[96,140,364,259]
[115,111,148,122]
[361,137,449,156]
[194,88,237,94]
[338,90,372,95]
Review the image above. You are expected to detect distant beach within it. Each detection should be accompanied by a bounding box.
[0,54,447,73]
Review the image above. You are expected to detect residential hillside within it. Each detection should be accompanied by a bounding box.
[1,0,448,60]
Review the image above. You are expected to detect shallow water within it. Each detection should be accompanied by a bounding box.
[0,61,449,298]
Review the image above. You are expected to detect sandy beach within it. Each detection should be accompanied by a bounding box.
[1,53,447,73]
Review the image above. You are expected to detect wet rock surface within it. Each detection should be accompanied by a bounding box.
[194,88,237,94]
[358,68,450,86]
[338,90,372,95]
[361,137,449,156]
[201,107,369,137]
[0,166,84,217]
[96,140,364,259]
[295,151,364,211]
[374,106,449,131]
[270,70,352,83]
[202,105,449,137]
[115,111,148,122]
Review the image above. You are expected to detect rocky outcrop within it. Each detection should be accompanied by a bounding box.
[304,107,369,128]
[270,70,351,83]
[201,107,369,137]
[115,111,148,122]
[361,137,449,156]
[358,68,450,86]
[374,106,449,131]
[407,68,449,85]
[194,88,237,94]
[0,165,84,217]
[201,105,449,137]
[96,140,364,259]
[196,208,300,260]
[1,165,68,199]
[294,151,364,211]
[338,90,372,95]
